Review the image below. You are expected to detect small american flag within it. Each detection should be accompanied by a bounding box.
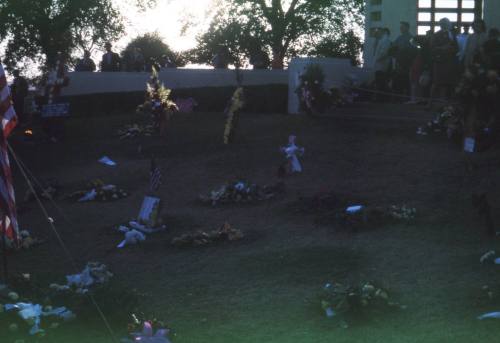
[0,63,19,243]
[150,157,162,192]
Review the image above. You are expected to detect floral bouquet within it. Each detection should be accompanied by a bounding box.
[65,179,129,202]
[199,180,283,206]
[171,222,244,247]
[137,67,178,137]
[223,87,245,144]
[318,281,405,328]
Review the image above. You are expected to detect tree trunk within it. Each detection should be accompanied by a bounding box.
[271,47,285,69]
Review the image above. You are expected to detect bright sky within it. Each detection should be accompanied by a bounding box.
[115,0,218,52]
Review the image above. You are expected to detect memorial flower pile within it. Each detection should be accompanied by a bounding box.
[137,67,178,137]
[125,316,172,343]
[2,230,43,251]
[171,222,244,247]
[416,105,462,139]
[117,123,155,140]
[318,281,405,327]
[65,179,129,202]
[199,180,283,206]
[388,205,417,220]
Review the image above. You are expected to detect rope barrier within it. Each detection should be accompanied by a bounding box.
[7,142,119,343]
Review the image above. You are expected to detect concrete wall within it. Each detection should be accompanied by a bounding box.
[288,58,369,114]
[61,68,288,96]
[484,0,500,28]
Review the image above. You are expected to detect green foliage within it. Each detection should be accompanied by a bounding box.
[192,0,365,68]
[0,0,124,70]
[190,9,266,67]
[309,30,363,66]
[122,32,186,68]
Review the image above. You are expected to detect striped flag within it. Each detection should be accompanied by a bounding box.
[0,63,19,243]
[150,157,162,192]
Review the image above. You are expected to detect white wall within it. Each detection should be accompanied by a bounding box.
[61,68,288,96]
[288,58,367,114]
[484,0,500,28]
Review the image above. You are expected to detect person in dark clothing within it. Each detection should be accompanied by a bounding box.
[250,49,270,69]
[482,28,500,72]
[11,70,29,123]
[75,50,96,72]
[100,42,121,72]
[428,18,458,109]
[392,21,417,97]
[212,46,229,69]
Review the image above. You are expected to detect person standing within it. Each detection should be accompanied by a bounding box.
[464,19,487,68]
[75,50,96,72]
[100,42,121,72]
[482,28,500,72]
[428,18,458,109]
[10,70,29,124]
[456,25,470,64]
[373,28,392,101]
[392,21,417,97]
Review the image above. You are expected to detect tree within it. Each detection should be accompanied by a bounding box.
[0,0,124,70]
[193,0,364,69]
[122,32,186,69]
[308,31,363,66]
[190,12,266,68]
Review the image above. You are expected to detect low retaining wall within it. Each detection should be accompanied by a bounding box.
[61,69,288,96]
[58,63,370,114]
[61,84,288,115]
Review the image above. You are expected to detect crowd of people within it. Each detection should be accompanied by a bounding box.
[74,42,178,73]
[372,18,500,146]
[372,18,500,106]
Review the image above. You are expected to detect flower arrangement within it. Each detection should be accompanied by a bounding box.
[199,180,284,206]
[136,67,178,137]
[223,87,245,144]
[319,281,405,328]
[416,105,463,142]
[388,205,417,220]
[125,316,172,343]
[65,179,129,202]
[171,222,244,247]
[297,64,326,114]
[117,123,155,140]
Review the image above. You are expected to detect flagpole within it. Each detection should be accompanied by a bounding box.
[1,213,8,283]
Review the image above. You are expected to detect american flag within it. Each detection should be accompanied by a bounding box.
[150,157,162,192]
[0,63,19,243]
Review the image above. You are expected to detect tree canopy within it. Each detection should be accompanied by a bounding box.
[0,0,124,70]
[122,32,187,68]
[192,0,364,68]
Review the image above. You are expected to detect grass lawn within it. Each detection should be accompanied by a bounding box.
[4,102,500,342]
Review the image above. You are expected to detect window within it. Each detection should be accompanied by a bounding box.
[417,0,483,35]
[370,0,382,5]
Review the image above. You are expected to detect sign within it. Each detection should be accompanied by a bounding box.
[41,103,70,118]
[138,196,161,228]
[464,137,475,153]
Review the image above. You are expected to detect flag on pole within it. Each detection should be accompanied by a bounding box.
[150,157,162,192]
[0,63,19,243]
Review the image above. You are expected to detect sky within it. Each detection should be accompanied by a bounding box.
[115,0,218,52]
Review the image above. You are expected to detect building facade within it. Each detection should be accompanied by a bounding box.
[363,0,500,67]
